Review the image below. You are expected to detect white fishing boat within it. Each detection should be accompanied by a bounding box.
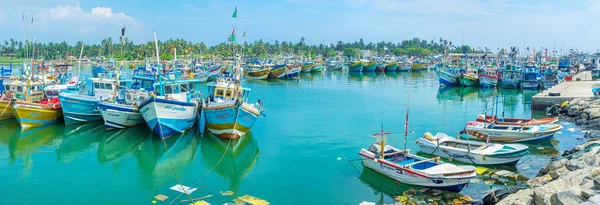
[358,127,477,192]
[416,132,529,166]
[463,121,561,142]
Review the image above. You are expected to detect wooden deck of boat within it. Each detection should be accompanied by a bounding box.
[532,71,596,110]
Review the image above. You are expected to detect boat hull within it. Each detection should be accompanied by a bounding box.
[0,100,14,121]
[359,152,474,192]
[300,64,313,73]
[99,102,144,130]
[436,70,460,86]
[13,104,63,129]
[311,64,324,72]
[268,65,287,79]
[244,69,270,80]
[417,136,528,166]
[139,97,198,139]
[397,66,411,72]
[363,63,377,72]
[384,63,398,72]
[348,62,364,72]
[521,81,539,90]
[59,93,102,125]
[204,102,259,139]
[285,66,301,78]
[465,123,561,142]
[479,75,499,88]
[459,75,479,86]
[501,79,521,89]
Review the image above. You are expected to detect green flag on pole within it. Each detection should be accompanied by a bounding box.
[232,6,237,18]
[230,28,236,42]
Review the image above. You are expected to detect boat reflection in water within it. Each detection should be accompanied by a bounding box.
[4,124,63,174]
[97,126,147,163]
[57,121,104,162]
[200,132,259,195]
[134,127,199,188]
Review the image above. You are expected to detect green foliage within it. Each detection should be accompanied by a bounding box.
[0,36,462,60]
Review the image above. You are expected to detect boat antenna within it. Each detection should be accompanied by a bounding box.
[153,31,163,96]
[404,76,411,152]
[77,42,84,80]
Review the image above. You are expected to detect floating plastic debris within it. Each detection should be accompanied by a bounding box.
[537,147,544,150]
[359,201,376,205]
[190,201,211,205]
[238,195,269,205]
[460,196,473,201]
[562,122,571,125]
[494,170,513,177]
[152,200,157,204]
[556,131,562,134]
[155,194,168,201]
[170,184,198,194]
[221,190,234,196]
[336,157,342,160]
[403,189,416,196]
[484,180,495,185]
[567,128,576,132]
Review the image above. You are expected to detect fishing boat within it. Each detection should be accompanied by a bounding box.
[541,69,559,90]
[500,69,522,89]
[476,114,558,126]
[521,65,541,90]
[244,64,271,80]
[301,62,313,73]
[285,64,301,79]
[594,86,600,99]
[98,67,153,130]
[479,68,499,88]
[268,64,287,79]
[397,61,411,72]
[436,67,462,86]
[363,61,377,72]
[311,62,325,72]
[139,32,202,139]
[358,127,476,192]
[348,61,364,72]
[375,62,386,72]
[410,62,427,71]
[416,132,529,166]
[384,62,398,72]
[59,77,119,125]
[203,72,264,139]
[463,120,562,142]
[13,88,63,130]
[326,60,343,70]
[459,68,479,87]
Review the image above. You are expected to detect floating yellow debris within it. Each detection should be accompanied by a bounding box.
[475,167,489,175]
[484,180,495,185]
[403,189,416,196]
[190,200,211,205]
[155,194,169,201]
[152,200,157,204]
[221,190,234,196]
[560,100,569,108]
[238,195,269,205]
[394,195,408,202]
[460,196,473,202]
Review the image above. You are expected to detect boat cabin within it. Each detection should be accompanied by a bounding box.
[3,80,44,101]
[153,79,201,103]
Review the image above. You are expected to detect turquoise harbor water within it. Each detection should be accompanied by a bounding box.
[0,65,587,204]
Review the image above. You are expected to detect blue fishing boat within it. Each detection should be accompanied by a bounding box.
[99,67,155,130]
[500,69,522,89]
[59,76,121,125]
[541,69,559,90]
[436,67,463,86]
[521,65,541,90]
[593,87,600,99]
[348,61,364,72]
[203,72,265,139]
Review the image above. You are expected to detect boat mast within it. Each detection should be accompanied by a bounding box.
[404,76,411,152]
[113,22,127,102]
[153,31,163,96]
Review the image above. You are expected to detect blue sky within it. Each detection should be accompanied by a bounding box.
[0,0,599,52]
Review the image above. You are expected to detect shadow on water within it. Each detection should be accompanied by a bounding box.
[358,168,468,205]
[57,121,104,162]
[133,127,199,189]
[97,125,148,163]
[348,72,363,82]
[200,132,259,196]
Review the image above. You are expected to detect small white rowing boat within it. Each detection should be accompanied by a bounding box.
[417,132,529,166]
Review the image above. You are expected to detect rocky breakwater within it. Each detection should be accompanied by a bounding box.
[497,139,600,205]
[547,98,600,138]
